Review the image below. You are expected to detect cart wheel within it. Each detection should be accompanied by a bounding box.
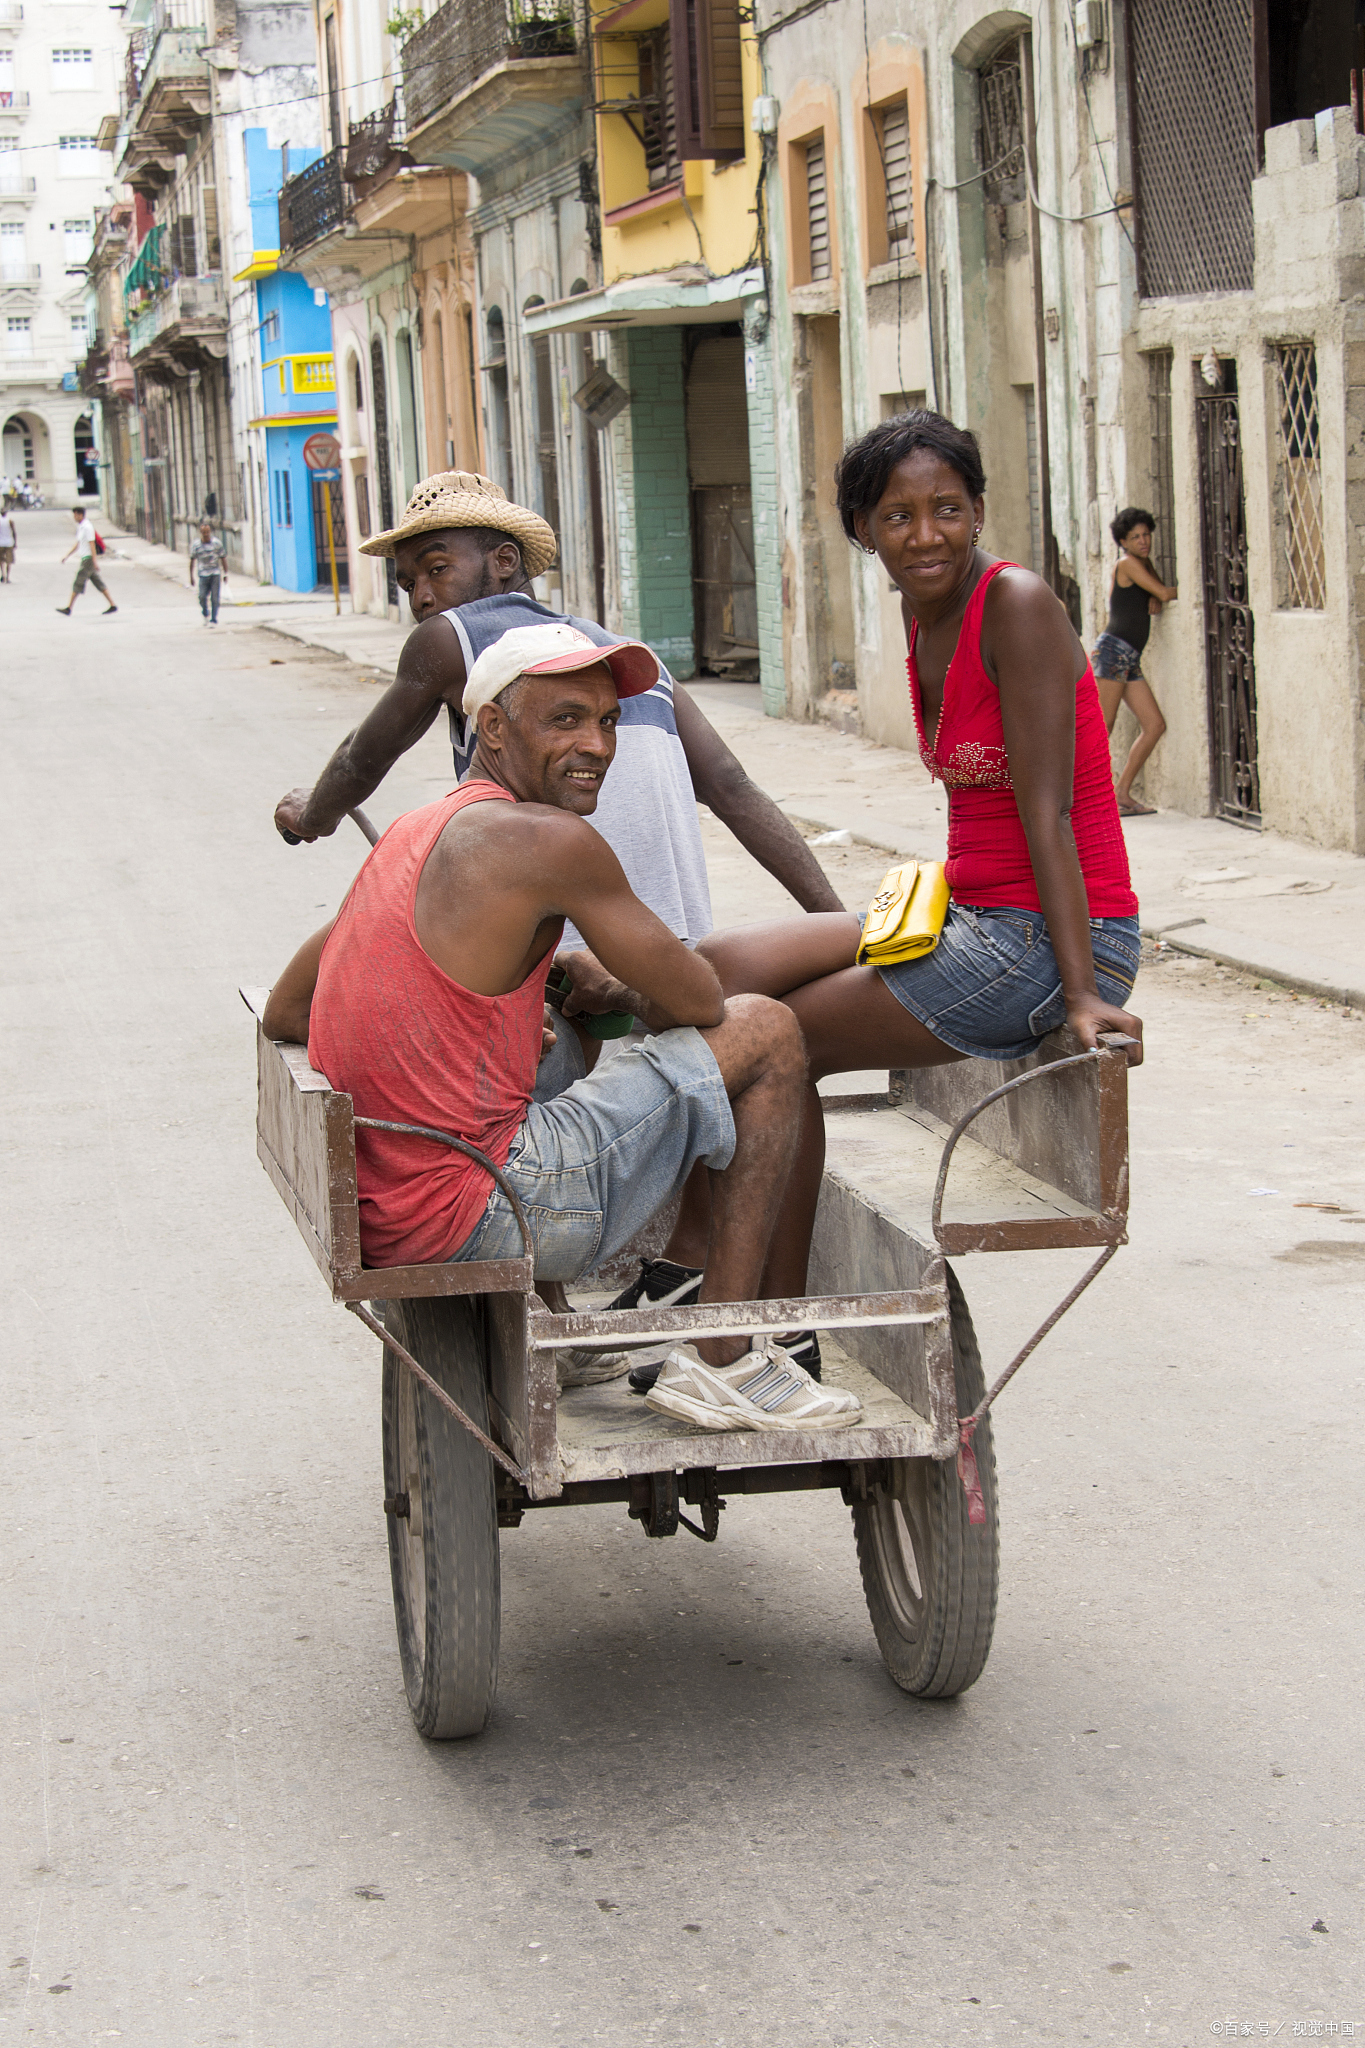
[851,1264,999,1698]
[380,1296,500,1738]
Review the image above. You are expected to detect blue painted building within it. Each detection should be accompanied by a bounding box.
[236,130,344,593]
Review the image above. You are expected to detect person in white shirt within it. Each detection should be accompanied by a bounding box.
[0,507,15,581]
[57,507,117,616]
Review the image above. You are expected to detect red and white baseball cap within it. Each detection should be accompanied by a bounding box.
[462,622,660,717]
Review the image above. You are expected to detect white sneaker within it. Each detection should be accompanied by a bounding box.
[556,1347,632,1390]
[644,1339,862,1433]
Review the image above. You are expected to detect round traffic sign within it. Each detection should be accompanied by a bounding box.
[302,432,342,471]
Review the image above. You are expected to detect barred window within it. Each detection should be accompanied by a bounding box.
[805,135,830,281]
[1274,342,1325,609]
[979,43,1026,205]
[879,98,912,252]
[1145,349,1177,586]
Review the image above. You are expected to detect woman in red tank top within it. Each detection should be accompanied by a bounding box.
[682,410,1144,1299]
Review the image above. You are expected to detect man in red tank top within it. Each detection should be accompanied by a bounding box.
[264,623,863,1433]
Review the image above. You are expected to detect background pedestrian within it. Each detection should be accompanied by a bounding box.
[0,505,14,583]
[56,508,117,617]
[189,519,227,625]
[1092,507,1176,816]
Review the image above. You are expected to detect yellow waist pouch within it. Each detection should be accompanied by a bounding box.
[856,860,951,967]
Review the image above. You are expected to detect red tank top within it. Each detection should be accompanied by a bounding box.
[308,780,554,1267]
[906,562,1137,918]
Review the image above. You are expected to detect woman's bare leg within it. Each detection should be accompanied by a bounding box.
[1115,677,1167,806]
[662,914,864,1266]
[760,963,963,1299]
[1096,674,1126,732]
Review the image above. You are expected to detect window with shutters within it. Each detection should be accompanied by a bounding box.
[669,0,744,163]
[879,99,911,250]
[1144,349,1177,586]
[638,29,681,190]
[63,217,91,270]
[863,92,914,269]
[805,136,831,283]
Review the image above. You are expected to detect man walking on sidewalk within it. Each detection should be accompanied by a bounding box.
[56,508,116,617]
[189,519,226,625]
[0,505,15,583]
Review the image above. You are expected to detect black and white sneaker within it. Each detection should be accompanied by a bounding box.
[560,1259,703,1390]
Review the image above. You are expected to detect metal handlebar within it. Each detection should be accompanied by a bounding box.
[281,806,380,848]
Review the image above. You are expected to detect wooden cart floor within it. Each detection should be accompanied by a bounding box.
[553,1337,937,1483]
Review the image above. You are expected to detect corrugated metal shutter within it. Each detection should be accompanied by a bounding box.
[806,136,830,281]
[881,98,911,252]
[686,335,750,487]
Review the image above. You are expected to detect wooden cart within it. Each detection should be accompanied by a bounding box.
[244,988,1131,1739]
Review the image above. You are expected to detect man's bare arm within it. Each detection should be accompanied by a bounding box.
[538,818,724,1032]
[262,920,336,1043]
[672,685,844,913]
[275,615,467,840]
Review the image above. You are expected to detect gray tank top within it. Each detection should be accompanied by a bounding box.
[440,594,713,951]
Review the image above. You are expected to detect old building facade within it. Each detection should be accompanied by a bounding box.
[759,0,1365,852]
[1,0,123,502]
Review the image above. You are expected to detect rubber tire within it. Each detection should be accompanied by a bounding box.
[380,1295,500,1738]
[851,1264,999,1698]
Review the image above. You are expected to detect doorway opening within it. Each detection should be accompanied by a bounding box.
[796,316,855,713]
[1195,358,1260,825]
[311,474,350,591]
[685,328,757,678]
[74,413,98,494]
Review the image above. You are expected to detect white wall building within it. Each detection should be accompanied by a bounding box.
[0,0,121,500]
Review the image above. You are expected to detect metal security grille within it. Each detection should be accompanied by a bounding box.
[806,136,830,280]
[1196,385,1260,824]
[1145,349,1177,585]
[880,98,912,250]
[1129,0,1255,297]
[1275,342,1326,609]
[979,45,1025,204]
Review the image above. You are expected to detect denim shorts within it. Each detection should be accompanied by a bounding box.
[449,1024,735,1283]
[878,904,1141,1060]
[1091,631,1145,683]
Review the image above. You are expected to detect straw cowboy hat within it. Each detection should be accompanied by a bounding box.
[358,469,557,576]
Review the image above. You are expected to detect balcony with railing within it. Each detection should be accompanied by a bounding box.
[279,146,349,257]
[0,90,30,117]
[115,3,210,194]
[0,3,24,21]
[128,272,226,363]
[0,172,36,200]
[402,0,580,175]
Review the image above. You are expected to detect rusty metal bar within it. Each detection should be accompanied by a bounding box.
[961,1241,1119,1431]
[527,1289,942,1352]
[930,1037,1135,1247]
[346,1298,529,1485]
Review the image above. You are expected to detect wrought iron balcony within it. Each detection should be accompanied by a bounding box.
[279,147,350,255]
[0,90,31,116]
[403,0,577,162]
[345,96,406,184]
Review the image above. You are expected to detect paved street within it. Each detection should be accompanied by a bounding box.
[4,515,1363,2046]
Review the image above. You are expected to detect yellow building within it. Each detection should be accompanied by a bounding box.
[524,0,782,690]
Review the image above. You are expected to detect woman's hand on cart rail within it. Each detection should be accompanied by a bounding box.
[1069,991,1143,1065]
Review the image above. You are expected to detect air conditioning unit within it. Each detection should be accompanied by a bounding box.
[1075,0,1106,49]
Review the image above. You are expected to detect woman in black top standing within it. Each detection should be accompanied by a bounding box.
[1092,506,1177,815]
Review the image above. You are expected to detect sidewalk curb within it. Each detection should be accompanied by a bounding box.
[1142,917,1365,1010]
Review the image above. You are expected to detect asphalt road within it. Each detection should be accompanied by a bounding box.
[4,516,1363,2047]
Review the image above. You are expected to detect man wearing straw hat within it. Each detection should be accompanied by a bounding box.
[274,471,840,959]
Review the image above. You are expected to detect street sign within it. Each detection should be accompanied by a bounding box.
[307,468,341,481]
[301,431,342,471]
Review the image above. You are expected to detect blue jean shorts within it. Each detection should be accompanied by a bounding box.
[878,904,1141,1060]
[449,1024,735,1283]
[1091,631,1144,683]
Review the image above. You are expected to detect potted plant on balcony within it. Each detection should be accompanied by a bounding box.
[509,1,575,58]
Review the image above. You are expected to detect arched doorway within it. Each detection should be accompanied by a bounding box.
[3,413,35,482]
[74,413,99,495]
